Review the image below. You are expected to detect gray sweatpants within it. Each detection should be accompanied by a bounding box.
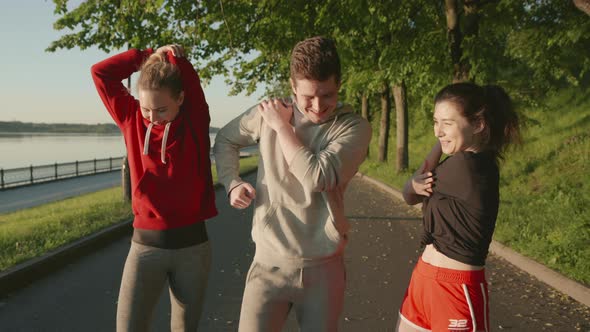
[238,256,346,332]
[116,241,211,332]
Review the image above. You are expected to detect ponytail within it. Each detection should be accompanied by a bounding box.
[482,85,521,161]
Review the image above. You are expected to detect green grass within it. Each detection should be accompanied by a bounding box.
[360,87,590,285]
[0,188,133,271]
[0,155,259,272]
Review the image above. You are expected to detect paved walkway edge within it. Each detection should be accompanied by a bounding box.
[355,172,590,308]
[0,219,133,296]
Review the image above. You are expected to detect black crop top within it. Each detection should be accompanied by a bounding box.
[421,151,499,266]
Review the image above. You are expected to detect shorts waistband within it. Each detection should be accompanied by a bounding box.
[415,257,486,284]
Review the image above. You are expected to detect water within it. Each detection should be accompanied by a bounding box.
[0,132,256,170]
[0,133,126,169]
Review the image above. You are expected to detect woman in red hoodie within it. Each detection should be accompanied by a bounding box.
[91,44,217,331]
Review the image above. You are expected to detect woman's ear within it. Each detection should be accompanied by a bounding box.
[177,91,185,107]
[473,118,485,134]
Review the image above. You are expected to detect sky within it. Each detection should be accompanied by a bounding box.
[0,1,265,128]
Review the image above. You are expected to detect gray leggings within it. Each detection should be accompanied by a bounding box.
[116,241,211,332]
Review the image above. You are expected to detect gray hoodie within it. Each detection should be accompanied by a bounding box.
[214,101,371,268]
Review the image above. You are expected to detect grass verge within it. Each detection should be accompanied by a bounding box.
[0,155,259,271]
[360,87,590,285]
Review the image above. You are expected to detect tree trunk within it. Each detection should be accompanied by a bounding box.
[574,0,590,16]
[361,92,370,157]
[446,0,480,82]
[445,0,463,82]
[361,92,369,121]
[393,82,408,172]
[378,83,390,163]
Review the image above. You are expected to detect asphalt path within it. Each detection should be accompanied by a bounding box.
[0,171,121,214]
[0,172,588,331]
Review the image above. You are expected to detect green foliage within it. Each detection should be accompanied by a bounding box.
[502,0,590,89]
[0,187,132,271]
[47,0,590,108]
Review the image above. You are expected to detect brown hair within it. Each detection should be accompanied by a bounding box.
[137,53,183,98]
[434,82,521,161]
[290,36,341,84]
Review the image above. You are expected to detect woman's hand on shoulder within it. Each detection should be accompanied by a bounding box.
[402,160,435,204]
[155,44,186,58]
[410,160,435,196]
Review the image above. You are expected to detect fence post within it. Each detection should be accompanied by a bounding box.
[76,161,79,176]
[93,158,97,174]
[122,156,132,202]
[109,157,112,171]
[54,162,58,180]
[1,169,4,189]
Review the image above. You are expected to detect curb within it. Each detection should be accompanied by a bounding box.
[0,167,259,297]
[355,172,590,308]
[0,219,133,296]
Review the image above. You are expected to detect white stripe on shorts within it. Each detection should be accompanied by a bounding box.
[462,284,477,332]
[480,283,489,332]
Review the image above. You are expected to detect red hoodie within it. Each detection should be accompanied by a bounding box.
[91,49,217,230]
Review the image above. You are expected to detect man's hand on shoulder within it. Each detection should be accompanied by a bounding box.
[258,98,293,132]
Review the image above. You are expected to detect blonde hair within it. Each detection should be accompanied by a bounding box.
[137,53,183,98]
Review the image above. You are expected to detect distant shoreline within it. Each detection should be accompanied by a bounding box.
[0,121,220,134]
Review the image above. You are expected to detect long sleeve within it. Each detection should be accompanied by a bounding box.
[168,54,210,132]
[213,105,262,194]
[288,116,372,192]
[433,152,475,201]
[90,48,152,127]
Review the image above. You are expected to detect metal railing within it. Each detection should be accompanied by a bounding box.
[0,156,125,190]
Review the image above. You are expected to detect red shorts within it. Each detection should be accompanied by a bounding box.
[399,257,490,332]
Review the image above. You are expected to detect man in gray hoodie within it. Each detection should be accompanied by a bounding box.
[214,36,372,332]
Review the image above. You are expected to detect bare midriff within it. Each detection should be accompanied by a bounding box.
[421,244,484,271]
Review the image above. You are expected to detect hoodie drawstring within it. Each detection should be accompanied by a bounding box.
[161,122,171,164]
[142,122,171,164]
[143,122,154,156]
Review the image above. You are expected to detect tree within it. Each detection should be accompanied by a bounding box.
[377,82,391,162]
[502,1,590,90]
[337,0,447,169]
[393,82,408,172]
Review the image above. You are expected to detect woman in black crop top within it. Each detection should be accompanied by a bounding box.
[396,83,520,332]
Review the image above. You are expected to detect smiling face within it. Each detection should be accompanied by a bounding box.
[433,100,481,155]
[290,76,340,124]
[138,88,184,125]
